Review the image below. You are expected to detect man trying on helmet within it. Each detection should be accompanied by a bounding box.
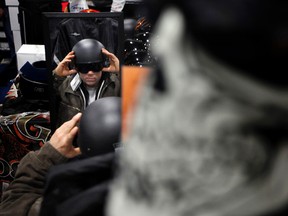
[53,39,121,128]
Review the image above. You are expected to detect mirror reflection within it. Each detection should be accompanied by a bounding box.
[42,12,124,132]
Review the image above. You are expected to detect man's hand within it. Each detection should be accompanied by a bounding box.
[49,113,82,158]
[54,51,77,77]
[102,48,120,73]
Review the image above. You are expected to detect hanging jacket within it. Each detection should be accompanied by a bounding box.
[52,17,119,65]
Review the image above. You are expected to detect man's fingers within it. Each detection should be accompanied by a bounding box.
[62,113,82,132]
[73,147,81,156]
[102,48,116,60]
[66,51,75,58]
[68,69,77,75]
[67,147,81,158]
[102,48,109,55]
[101,48,119,72]
[68,126,79,142]
[72,112,82,122]
[68,113,82,128]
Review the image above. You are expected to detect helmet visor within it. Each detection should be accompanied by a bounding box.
[75,62,103,74]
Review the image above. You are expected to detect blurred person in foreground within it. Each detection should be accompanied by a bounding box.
[107,1,288,216]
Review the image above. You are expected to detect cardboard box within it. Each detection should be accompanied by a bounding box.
[16,44,46,72]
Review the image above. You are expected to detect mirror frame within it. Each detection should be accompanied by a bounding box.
[42,12,124,133]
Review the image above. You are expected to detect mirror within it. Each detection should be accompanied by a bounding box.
[42,12,124,132]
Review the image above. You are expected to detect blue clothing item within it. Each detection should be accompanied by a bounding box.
[20,61,48,83]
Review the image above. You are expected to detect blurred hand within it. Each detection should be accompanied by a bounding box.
[54,51,77,77]
[102,48,120,73]
[49,113,82,158]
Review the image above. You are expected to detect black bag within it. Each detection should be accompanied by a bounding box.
[18,0,62,44]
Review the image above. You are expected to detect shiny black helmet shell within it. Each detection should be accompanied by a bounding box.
[77,97,121,157]
[72,38,105,64]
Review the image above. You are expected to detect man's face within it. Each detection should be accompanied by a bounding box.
[79,71,102,87]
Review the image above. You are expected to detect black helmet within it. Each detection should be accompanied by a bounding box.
[72,38,106,73]
[77,97,121,157]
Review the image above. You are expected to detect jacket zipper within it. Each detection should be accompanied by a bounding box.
[79,79,110,108]
[79,87,87,108]
[96,80,106,100]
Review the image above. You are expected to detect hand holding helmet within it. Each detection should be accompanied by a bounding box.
[102,48,120,73]
[71,39,119,74]
[54,51,77,77]
[49,113,82,158]
[55,39,120,75]
[49,96,121,159]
